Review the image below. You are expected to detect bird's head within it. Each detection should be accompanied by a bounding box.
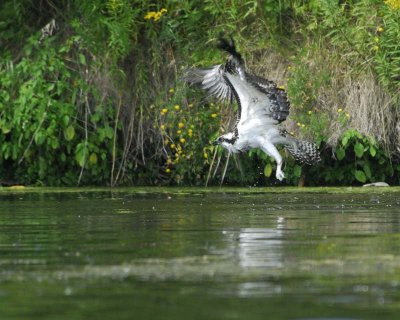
[213,132,236,151]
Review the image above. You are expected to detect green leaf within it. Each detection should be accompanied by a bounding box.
[264,163,272,177]
[1,125,11,134]
[105,126,114,139]
[62,115,70,126]
[2,91,10,102]
[75,143,87,167]
[79,53,86,65]
[47,83,55,92]
[363,163,372,179]
[89,153,98,165]
[354,142,364,158]
[342,136,349,146]
[64,126,75,141]
[34,131,46,145]
[336,147,345,161]
[293,164,302,178]
[355,170,367,183]
[369,146,376,157]
[51,139,59,150]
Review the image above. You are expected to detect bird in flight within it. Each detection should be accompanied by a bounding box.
[184,37,320,181]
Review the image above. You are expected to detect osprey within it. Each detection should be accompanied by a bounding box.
[184,38,320,181]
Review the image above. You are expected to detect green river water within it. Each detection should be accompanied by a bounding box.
[1,187,400,319]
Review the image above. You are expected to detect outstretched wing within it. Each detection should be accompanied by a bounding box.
[184,37,290,131]
[183,65,234,102]
[245,73,290,123]
[224,71,290,132]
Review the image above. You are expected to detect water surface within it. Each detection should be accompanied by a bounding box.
[1,188,400,319]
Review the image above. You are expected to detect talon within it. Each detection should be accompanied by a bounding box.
[276,170,285,181]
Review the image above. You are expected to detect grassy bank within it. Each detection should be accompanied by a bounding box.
[0,185,398,195]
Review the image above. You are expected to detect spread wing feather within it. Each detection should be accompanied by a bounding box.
[184,37,290,127]
[245,73,290,123]
[183,66,234,103]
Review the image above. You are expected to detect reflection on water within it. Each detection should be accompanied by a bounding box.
[222,218,285,268]
[0,190,400,320]
[220,217,285,297]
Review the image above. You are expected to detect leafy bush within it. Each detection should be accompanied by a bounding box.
[0,35,116,185]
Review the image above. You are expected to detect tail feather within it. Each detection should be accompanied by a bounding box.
[217,37,243,62]
[285,139,321,165]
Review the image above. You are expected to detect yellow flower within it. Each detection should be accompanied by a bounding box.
[203,153,208,159]
[144,11,157,20]
[145,9,167,21]
[160,124,165,130]
[180,138,186,144]
[177,130,182,134]
[307,110,312,115]
[170,143,176,149]
[277,85,285,90]
[374,36,379,43]
[211,113,217,118]
[165,168,171,173]
[337,108,343,113]
[174,105,180,111]
[296,122,301,127]
[377,26,384,33]
[372,45,379,51]
[188,129,193,137]
[167,158,172,164]
[153,12,162,21]
[346,113,350,118]
[301,124,305,128]
[178,122,184,129]
[164,140,169,145]
[161,108,168,114]
[169,88,174,93]
[289,131,295,136]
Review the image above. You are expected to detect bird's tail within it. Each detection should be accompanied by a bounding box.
[217,36,243,64]
[284,137,321,165]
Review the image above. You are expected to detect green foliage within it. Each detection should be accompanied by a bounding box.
[315,129,394,185]
[374,5,400,91]
[157,88,222,185]
[0,33,115,185]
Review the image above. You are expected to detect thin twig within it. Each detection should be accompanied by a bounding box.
[220,152,231,186]
[18,111,47,165]
[111,98,122,186]
[205,147,218,187]
[77,90,89,186]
